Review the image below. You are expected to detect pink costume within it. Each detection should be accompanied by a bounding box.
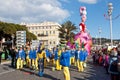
[75,6,92,55]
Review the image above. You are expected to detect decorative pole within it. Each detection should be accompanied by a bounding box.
[98,27,102,46]
[108,2,113,47]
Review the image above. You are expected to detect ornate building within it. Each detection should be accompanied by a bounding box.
[21,21,61,48]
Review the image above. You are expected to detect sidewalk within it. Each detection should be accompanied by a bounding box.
[1,60,11,65]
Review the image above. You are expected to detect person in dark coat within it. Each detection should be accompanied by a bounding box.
[108,48,120,80]
[10,47,17,68]
[0,48,3,64]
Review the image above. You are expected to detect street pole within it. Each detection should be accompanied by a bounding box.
[96,35,98,45]
[108,2,113,47]
[98,27,101,46]
[12,34,14,48]
[110,14,113,47]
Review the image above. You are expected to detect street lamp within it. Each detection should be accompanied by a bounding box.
[98,27,102,46]
[108,2,113,47]
[12,34,14,48]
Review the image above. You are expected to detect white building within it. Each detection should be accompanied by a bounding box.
[21,21,61,48]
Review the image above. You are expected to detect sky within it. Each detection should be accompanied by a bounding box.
[0,0,120,39]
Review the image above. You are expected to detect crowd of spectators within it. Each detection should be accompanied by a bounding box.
[91,45,120,80]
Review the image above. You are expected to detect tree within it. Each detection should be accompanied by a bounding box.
[0,21,37,42]
[58,21,78,46]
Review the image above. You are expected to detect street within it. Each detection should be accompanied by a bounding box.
[0,60,110,80]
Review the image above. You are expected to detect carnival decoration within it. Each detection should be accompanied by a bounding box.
[74,6,92,55]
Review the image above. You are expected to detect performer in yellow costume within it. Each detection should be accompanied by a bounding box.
[37,46,46,76]
[16,46,25,69]
[56,48,62,70]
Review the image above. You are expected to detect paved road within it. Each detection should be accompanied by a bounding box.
[0,60,110,80]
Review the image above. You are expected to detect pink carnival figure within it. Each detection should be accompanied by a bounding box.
[75,6,92,55]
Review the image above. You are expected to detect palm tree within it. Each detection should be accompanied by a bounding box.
[58,21,78,46]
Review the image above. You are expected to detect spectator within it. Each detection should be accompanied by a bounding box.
[10,47,17,68]
[108,48,119,80]
[104,51,110,74]
[0,48,3,64]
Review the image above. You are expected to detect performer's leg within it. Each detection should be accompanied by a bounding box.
[77,60,80,71]
[63,67,70,80]
[56,59,59,70]
[38,58,44,77]
[58,59,62,70]
[74,59,77,66]
[26,57,29,67]
[42,59,44,73]
[35,58,38,70]
[52,59,55,65]
[71,57,75,65]
[71,57,74,65]
[80,61,84,72]
[20,59,23,69]
[16,58,20,69]
[38,59,42,76]
[32,59,35,68]
[44,58,47,67]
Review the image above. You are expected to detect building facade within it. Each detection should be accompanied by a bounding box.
[21,21,61,48]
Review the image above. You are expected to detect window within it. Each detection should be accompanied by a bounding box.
[50,31,51,34]
[48,26,50,29]
[54,41,55,44]
[46,31,48,35]
[50,41,51,44]
[53,31,55,34]
[44,26,45,29]
[32,27,34,30]
[46,41,48,45]
[42,31,44,35]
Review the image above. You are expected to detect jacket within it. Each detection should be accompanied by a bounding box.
[54,49,58,60]
[29,50,33,59]
[16,49,25,59]
[32,50,37,59]
[79,50,87,61]
[71,50,75,57]
[60,50,70,67]
[75,50,79,60]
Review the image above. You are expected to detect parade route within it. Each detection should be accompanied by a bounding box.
[0,63,15,76]
[0,60,110,80]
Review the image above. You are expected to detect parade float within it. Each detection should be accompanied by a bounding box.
[67,6,92,55]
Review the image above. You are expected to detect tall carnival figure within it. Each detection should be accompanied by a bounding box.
[75,6,92,55]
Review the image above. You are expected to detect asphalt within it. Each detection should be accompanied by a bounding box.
[0,58,110,80]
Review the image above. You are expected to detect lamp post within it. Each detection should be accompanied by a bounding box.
[12,34,14,48]
[96,35,98,45]
[108,2,113,47]
[98,27,102,46]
